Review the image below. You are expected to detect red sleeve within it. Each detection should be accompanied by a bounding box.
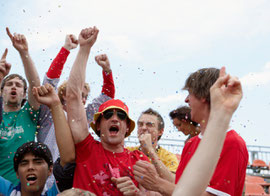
[47,47,70,79]
[207,147,247,196]
[101,70,115,98]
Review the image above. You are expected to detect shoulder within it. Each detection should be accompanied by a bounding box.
[221,130,248,159]
[126,146,139,151]
[0,176,17,196]
[158,146,176,157]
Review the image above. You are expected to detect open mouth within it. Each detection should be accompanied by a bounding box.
[11,91,17,96]
[109,125,119,136]
[26,174,37,185]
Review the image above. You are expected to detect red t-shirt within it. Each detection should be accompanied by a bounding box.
[73,134,149,196]
[175,130,248,196]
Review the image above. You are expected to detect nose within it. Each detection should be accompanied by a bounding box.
[110,112,119,122]
[27,161,35,171]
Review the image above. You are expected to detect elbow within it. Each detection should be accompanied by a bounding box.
[61,153,76,166]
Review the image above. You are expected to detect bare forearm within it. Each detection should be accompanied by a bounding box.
[20,51,40,109]
[148,149,175,183]
[50,103,75,166]
[173,109,231,196]
[68,47,90,95]
[67,47,91,144]
[156,177,175,196]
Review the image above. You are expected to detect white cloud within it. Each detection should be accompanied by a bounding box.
[240,62,270,88]
[134,93,186,106]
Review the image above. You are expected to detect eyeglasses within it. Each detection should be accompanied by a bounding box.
[102,109,127,121]
[137,121,155,128]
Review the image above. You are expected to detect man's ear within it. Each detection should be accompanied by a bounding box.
[158,128,164,137]
[201,98,207,103]
[48,165,53,177]
[16,171,19,179]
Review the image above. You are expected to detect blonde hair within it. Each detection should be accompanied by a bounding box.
[58,81,90,105]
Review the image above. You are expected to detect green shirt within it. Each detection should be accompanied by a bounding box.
[0,102,39,185]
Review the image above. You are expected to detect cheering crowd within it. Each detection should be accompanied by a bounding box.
[0,26,247,196]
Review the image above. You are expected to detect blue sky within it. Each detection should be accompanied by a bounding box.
[1,0,270,146]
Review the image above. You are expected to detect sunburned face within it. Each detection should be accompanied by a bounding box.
[2,77,25,107]
[16,153,52,195]
[98,109,130,147]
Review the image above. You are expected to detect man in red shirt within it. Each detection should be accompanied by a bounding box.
[65,26,150,196]
[134,67,248,196]
[175,68,248,196]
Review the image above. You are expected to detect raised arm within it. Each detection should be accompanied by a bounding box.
[6,27,40,110]
[0,49,11,122]
[173,67,243,196]
[37,34,78,146]
[66,27,99,144]
[46,34,78,80]
[95,54,115,98]
[33,83,75,166]
[0,49,11,95]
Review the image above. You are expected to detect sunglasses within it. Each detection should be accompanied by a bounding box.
[102,109,127,121]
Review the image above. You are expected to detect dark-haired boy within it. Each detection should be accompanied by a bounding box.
[0,141,58,196]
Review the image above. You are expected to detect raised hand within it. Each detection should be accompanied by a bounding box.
[0,49,11,81]
[210,67,243,114]
[78,26,99,49]
[32,83,60,107]
[111,176,141,196]
[95,54,111,73]
[139,133,153,155]
[63,34,78,51]
[6,27,28,53]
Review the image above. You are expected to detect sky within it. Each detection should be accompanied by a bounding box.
[1,0,270,147]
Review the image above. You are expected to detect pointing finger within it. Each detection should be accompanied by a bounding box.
[219,66,226,78]
[1,48,8,60]
[6,27,13,39]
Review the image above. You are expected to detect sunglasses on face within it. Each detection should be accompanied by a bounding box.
[102,109,127,121]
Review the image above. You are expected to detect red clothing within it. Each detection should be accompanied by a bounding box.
[175,130,248,196]
[102,71,115,98]
[47,47,70,78]
[73,134,149,196]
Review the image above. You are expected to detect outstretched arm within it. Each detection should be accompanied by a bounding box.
[95,54,115,98]
[33,83,75,166]
[173,67,243,196]
[67,27,99,144]
[46,34,78,80]
[6,27,40,110]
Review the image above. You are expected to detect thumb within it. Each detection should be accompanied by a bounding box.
[32,87,39,100]
[111,177,117,184]
[1,49,8,60]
